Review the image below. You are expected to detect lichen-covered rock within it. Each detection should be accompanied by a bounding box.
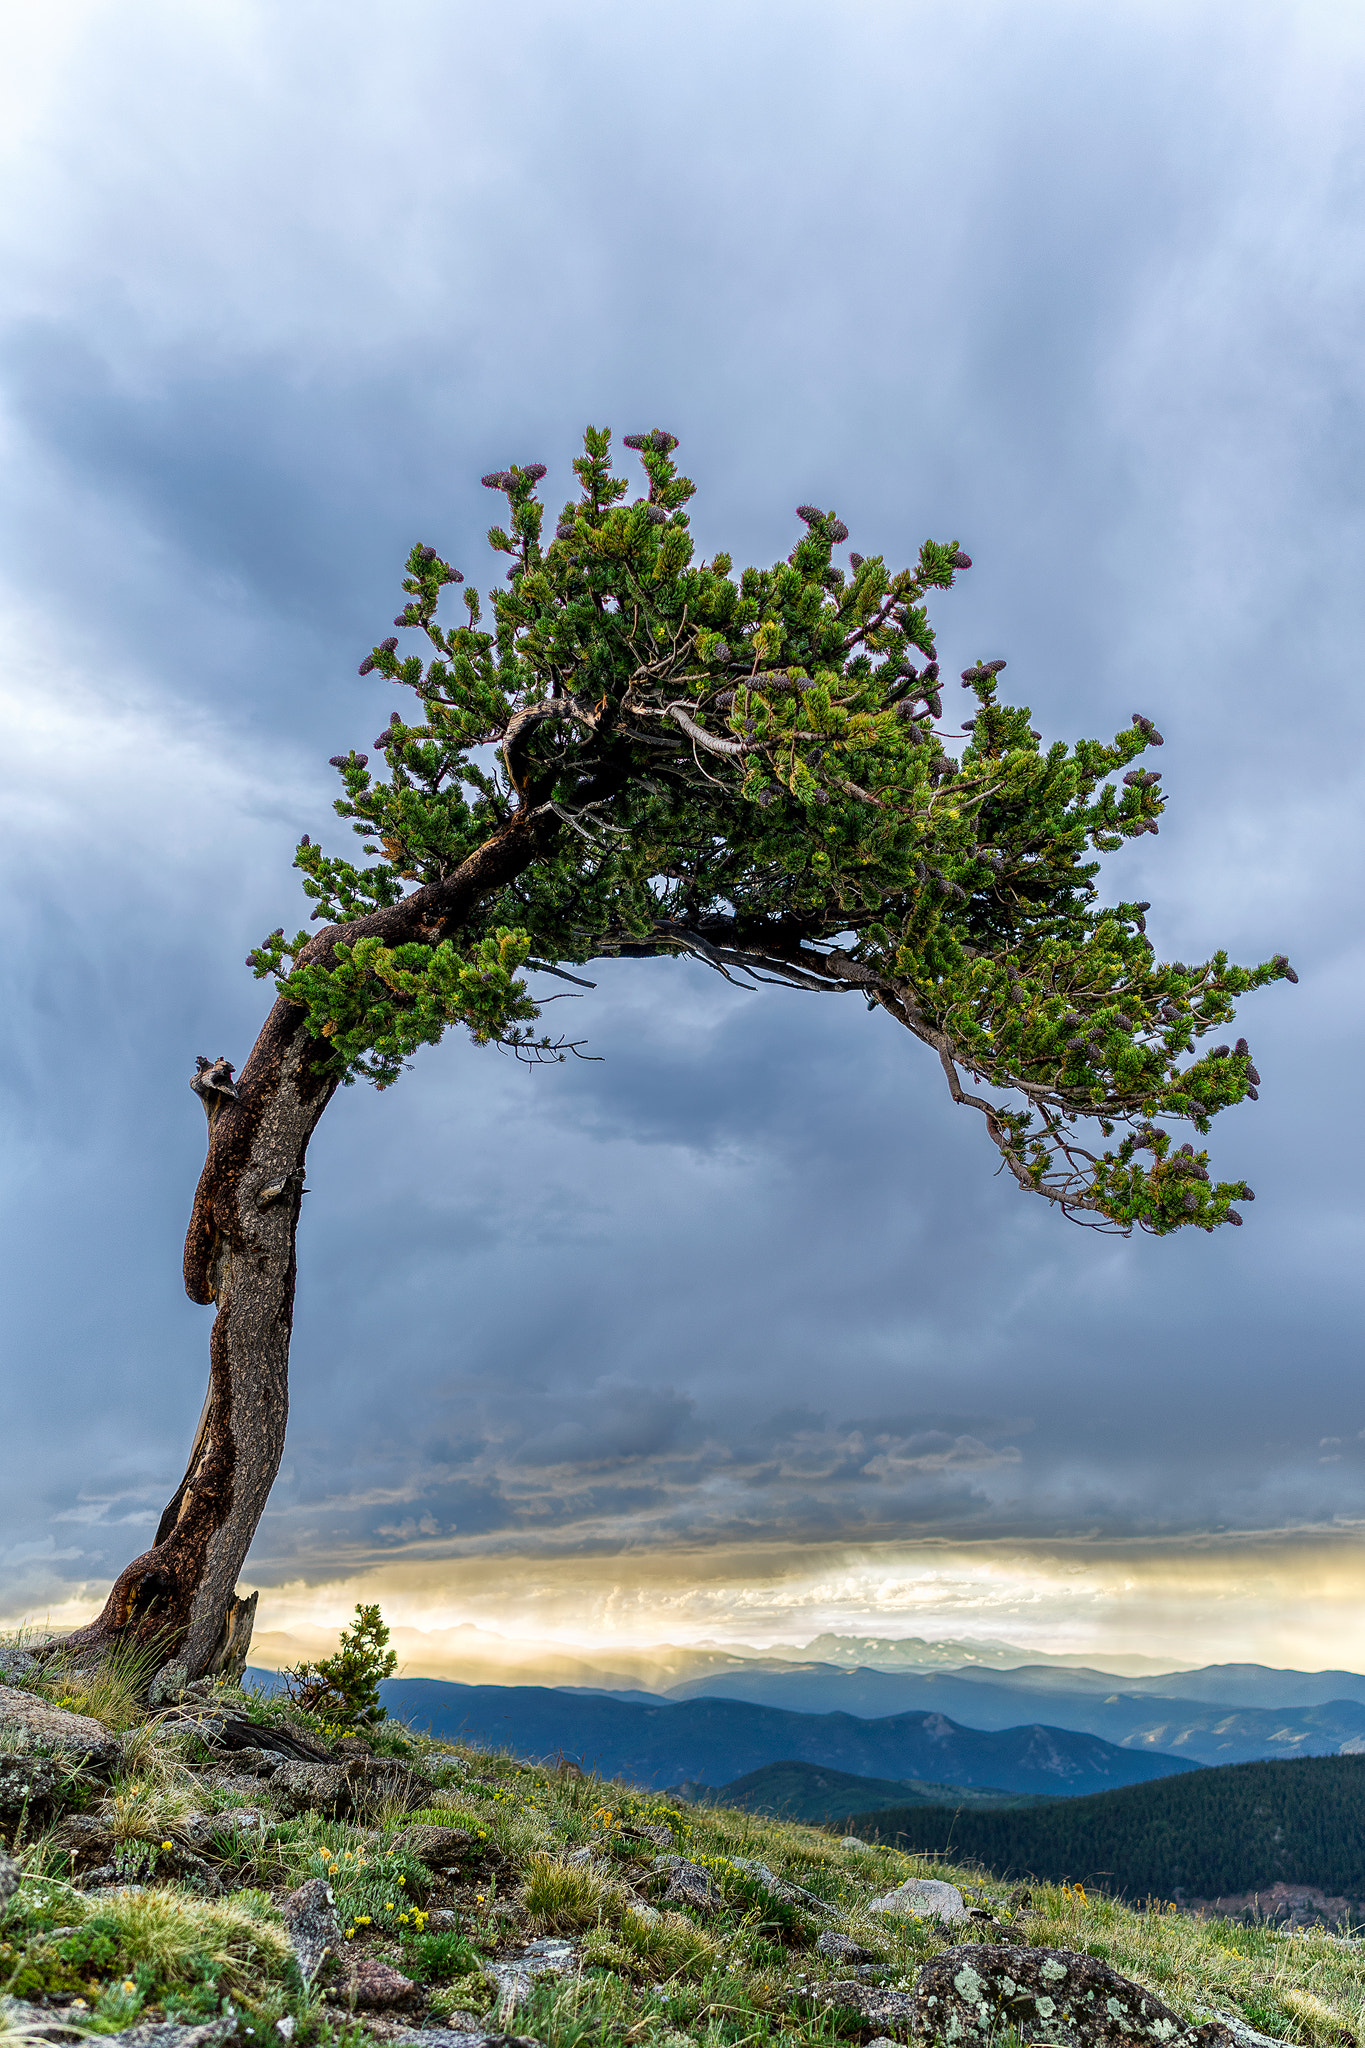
[0,1852,17,1906]
[391,1822,473,1866]
[395,2033,540,2048]
[817,1929,876,1963]
[0,1752,67,1821]
[270,1759,349,1816]
[660,1859,723,1912]
[344,1956,422,2010]
[0,2009,236,2048]
[281,1876,343,1982]
[907,1944,1236,2048]
[0,1685,120,1767]
[343,1755,426,1814]
[487,1938,576,2009]
[816,1980,919,2031]
[869,1874,968,1923]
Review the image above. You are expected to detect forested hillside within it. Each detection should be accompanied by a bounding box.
[847,1753,1365,1900]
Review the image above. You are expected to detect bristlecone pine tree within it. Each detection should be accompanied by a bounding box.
[56,428,1296,1689]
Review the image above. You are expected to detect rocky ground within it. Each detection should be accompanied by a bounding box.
[4,1650,1365,2048]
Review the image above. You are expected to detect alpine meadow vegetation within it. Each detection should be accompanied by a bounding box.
[42,427,1293,1689]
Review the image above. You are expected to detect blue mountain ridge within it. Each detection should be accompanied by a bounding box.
[650,1665,1365,1766]
[374,1677,1198,1794]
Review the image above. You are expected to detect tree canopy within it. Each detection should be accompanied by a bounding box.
[248,426,1292,1234]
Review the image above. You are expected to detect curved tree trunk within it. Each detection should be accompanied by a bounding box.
[60,998,336,1688]
[55,803,559,1691]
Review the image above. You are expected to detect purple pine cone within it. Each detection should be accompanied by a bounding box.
[556,520,576,539]
[329,755,347,767]
[796,504,823,525]
[381,636,398,653]
[358,656,375,675]
[953,550,972,568]
[481,470,512,490]
[419,544,437,560]
[649,429,678,451]
[441,568,464,583]
[1235,1037,1249,1055]
[1228,1209,1244,1225]
[522,462,547,482]
[646,505,667,525]
[622,433,648,450]
[1247,1064,1261,1085]
[828,519,849,543]
[849,552,864,570]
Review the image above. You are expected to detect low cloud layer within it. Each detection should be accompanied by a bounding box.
[2,2,1363,1659]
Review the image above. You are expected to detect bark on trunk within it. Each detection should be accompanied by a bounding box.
[57,802,560,1690]
[61,998,335,1686]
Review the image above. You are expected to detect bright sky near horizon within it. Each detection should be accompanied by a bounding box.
[2,1,1364,1672]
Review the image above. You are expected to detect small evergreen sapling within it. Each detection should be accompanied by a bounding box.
[283,1604,397,1729]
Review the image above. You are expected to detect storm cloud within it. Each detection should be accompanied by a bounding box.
[2,0,1363,1658]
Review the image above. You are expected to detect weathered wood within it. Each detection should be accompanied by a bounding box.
[59,804,560,1685]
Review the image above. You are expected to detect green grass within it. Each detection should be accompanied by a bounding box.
[8,1680,1365,2048]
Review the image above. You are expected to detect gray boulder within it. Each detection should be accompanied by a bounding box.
[907,1944,1235,2048]
[270,1759,349,1816]
[343,1956,422,2009]
[869,1874,968,1924]
[396,2034,540,2048]
[0,2011,235,2048]
[281,1876,343,1982]
[816,1980,919,2031]
[817,1929,876,1964]
[487,1937,577,2010]
[0,1644,37,1684]
[0,1684,120,1767]
[391,1822,473,1867]
[660,1859,723,1912]
[0,1753,67,1822]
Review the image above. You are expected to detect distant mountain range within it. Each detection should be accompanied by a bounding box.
[845,1752,1365,1906]
[246,1638,1365,1778]
[375,1677,1196,1795]
[648,1662,1365,1766]
[679,1759,1054,1823]
[246,1626,1192,1688]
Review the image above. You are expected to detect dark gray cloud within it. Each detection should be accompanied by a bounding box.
[2,1,1363,1641]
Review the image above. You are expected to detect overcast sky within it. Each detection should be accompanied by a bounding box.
[2,0,1363,1670]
